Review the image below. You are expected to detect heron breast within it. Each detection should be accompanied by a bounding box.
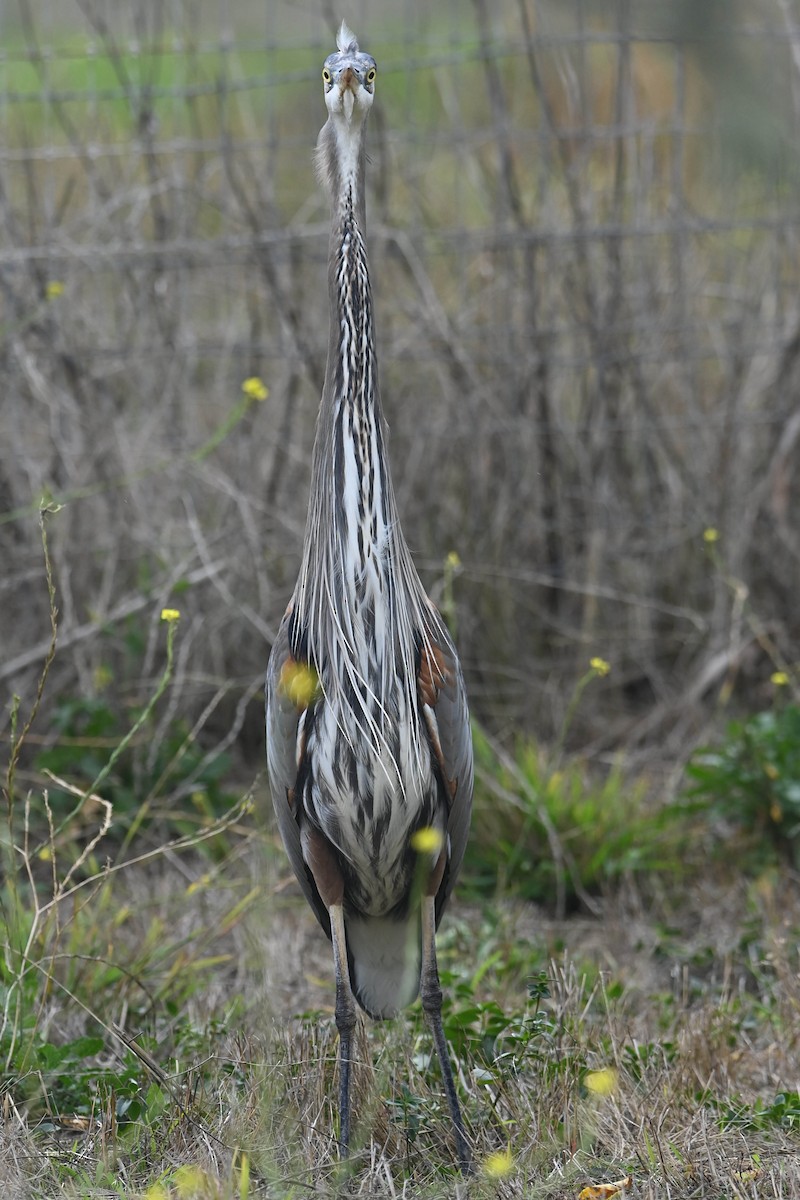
[303,699,439,915]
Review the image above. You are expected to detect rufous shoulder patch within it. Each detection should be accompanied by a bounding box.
[418,642,451,708]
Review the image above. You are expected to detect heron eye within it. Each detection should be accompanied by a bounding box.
[322,67,332,84]
[366,68,376,84]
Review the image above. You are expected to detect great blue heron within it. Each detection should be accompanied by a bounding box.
[265,22,473,1171]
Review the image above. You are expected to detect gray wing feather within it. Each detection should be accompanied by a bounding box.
[265,611,330,934]
[424,610,474,919]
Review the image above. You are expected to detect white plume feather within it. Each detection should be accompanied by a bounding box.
[337,21,358,53]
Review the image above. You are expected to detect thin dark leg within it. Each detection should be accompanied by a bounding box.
[420,895,471,1173]
[330,903,357,1156]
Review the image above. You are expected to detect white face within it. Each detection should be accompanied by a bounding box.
[322,53,377,127]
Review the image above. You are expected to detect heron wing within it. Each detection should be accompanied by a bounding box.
[265,609,331,937]
[418,609,474,921]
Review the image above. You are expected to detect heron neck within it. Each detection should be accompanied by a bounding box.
[314,115,394,538]
[324,178,393,570]
[294,122,405,657]
[292,115,430,712]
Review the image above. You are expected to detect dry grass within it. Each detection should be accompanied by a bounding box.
[4,818,800,1198]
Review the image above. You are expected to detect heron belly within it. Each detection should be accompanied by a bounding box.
[303,698,441,917]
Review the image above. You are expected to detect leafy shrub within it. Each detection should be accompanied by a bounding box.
[685,705,800,867]
[466,725,685,910]
[440,969,555,1075]
[2,583,251,1156]
[34,692,236,844]
[714,1090,800,1132]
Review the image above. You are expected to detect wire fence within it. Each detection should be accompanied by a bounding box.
[2,0,800,764]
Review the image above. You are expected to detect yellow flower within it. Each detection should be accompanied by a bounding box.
[279,660,320,708]
[585,1067,619,1096]
[160,608,181,622]
[242,376,269,401]
[703,527,719,543]
[93,663,113,691]
[590,657,610,677]
[143,1186,170,1200]
[142,1186,170,1200]
[771,671,789,686]
[173,1165,209,1197]
[410,826,444,855]
[445,550,461,569]
[187,872,211,896]
[484,1146,514,1178]
[45,280,64,300]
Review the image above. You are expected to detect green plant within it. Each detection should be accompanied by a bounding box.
[685,705,800,867]
[2,552,171,1096]
[15,1035,141,1120]
[467,724,684,911]
[35,693,236,844]
[438,969,555,1075]
[1,525,254,1186]
[713,1090,800,1133]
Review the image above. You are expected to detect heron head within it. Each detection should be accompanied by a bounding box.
[322,22,376,126]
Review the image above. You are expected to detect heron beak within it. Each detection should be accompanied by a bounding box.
[339,67,357,124]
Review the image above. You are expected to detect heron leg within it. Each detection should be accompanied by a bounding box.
[300,825,357,1156]
[420,893,471,1173]
[330,902,357,1156]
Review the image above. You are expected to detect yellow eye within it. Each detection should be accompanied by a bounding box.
[366,68,376,84]
[322,67,332,84]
